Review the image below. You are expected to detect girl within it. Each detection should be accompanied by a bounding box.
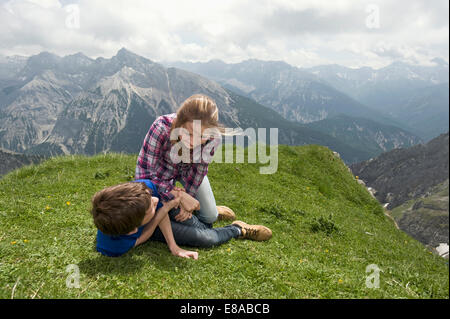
[135,94,233,225]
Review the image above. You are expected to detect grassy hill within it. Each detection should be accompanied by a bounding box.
[0,145,448,298]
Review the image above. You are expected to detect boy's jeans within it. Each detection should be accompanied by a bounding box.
[148,207,240,248]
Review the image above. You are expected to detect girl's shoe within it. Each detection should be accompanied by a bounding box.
[217,206,236,221]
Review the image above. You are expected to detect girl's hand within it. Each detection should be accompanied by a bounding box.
[174,192,199,222]
[179,192,200,212]
[170,246,199,260]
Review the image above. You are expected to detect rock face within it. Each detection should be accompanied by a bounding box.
[39,63,240,155]
[351,133,449,247]
[394,180,449,248]
[0,49,243,155]
[350,133,449,209]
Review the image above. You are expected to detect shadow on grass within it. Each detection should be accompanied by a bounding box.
[132,240,218,270]
[78,242,146,277]
[78,254,146,277]
[79,240,203,278]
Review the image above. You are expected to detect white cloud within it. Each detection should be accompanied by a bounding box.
[0,0,448,68]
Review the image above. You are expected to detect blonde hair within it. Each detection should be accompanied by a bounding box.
[170,94,225,141]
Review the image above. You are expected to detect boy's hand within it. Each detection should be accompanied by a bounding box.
[168,196,181,208]
[170,246,199,260]
[160,197,181,214]
[175,206,193,222]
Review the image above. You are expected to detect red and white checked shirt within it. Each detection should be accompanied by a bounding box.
[135,113,219,202]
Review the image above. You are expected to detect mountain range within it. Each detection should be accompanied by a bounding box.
[306,59,449,141]
[0,49,425,163]
[171,59,399,125]
[171,58,449,141]
[302,114,422,159]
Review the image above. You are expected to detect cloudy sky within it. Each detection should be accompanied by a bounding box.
[0,0,448,68]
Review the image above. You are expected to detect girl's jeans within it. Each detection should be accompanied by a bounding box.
[180,175,219,225]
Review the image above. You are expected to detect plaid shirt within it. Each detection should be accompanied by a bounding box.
[135,113,219,202]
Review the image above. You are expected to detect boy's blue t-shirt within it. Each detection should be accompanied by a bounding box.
[96,179,163,257]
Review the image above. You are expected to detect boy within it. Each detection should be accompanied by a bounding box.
[91,179,272,258]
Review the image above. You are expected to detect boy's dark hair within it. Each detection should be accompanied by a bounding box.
[91,182,152,236]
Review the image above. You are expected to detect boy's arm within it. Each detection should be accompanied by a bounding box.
[157,214,199,260]
[134,198,180,247]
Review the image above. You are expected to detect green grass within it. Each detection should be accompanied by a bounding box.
[0,145,448,298]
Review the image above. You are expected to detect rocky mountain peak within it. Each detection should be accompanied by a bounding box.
[61,52,94,66]
[25,51,61,68]
[114,47,151,64]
